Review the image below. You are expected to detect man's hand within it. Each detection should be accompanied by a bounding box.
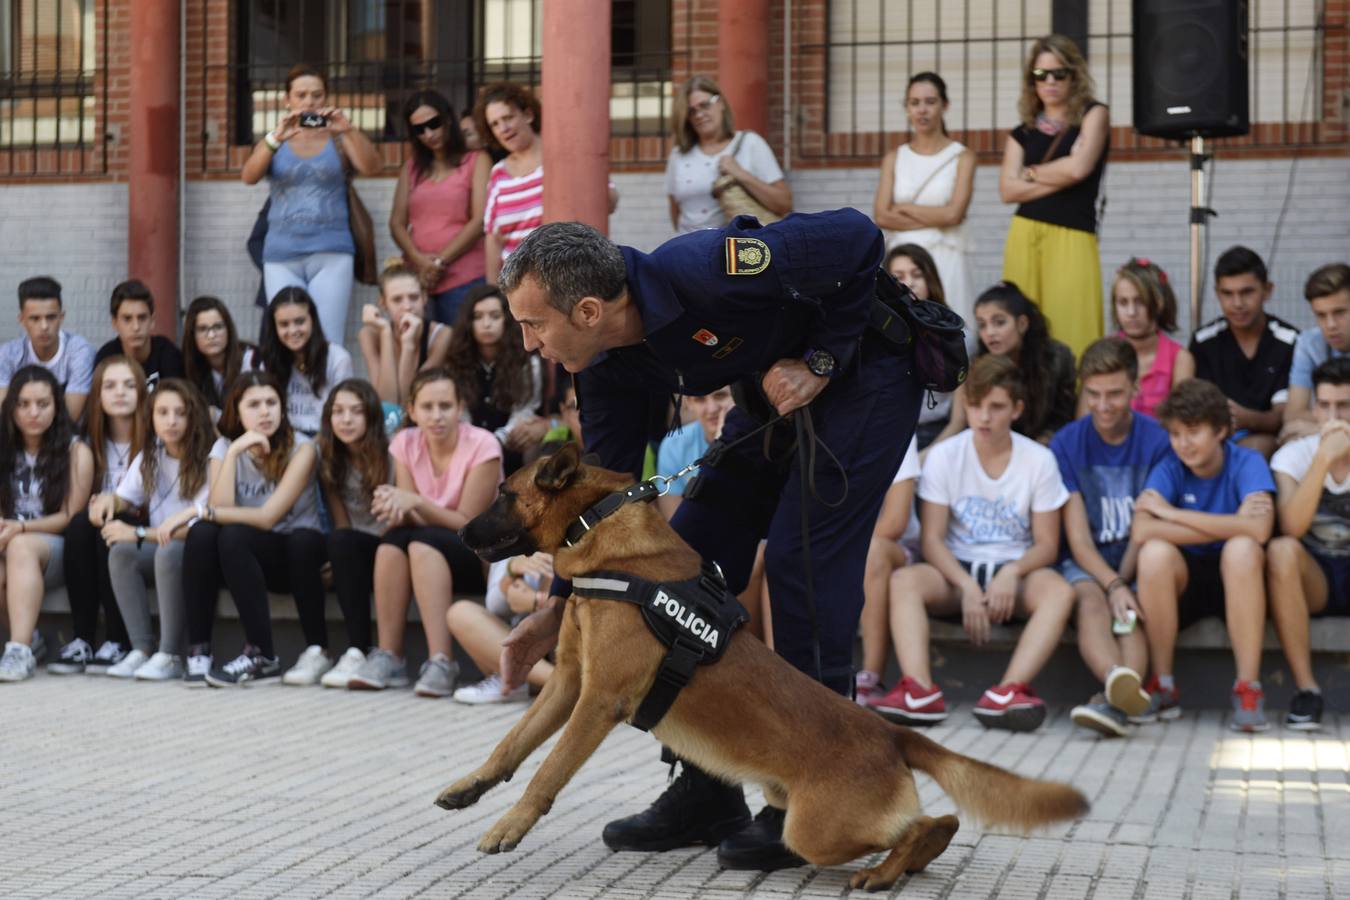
[1228,398,1258,430]
[500,599,564,691]
[1238,492,1273,519]
[761,358,829,416]
[1316,419,1350,465]
[1107,582,1144,624]
[1279,417,1319,445]
[1133,489,1173,521]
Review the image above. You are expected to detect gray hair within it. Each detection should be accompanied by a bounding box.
[499,222,628,315]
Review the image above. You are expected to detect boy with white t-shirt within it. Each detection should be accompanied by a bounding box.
[869,355,1074,732]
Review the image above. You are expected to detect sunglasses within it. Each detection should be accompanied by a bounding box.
[411,115,444,135]
[688,95,720,115]
[1032,67,1072,83]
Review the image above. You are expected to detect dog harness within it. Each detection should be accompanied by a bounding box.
[573,561,749,732]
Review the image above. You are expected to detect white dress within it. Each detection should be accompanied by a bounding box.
[886,142,976,351]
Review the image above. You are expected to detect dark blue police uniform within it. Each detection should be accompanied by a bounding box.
[573,208,923,695]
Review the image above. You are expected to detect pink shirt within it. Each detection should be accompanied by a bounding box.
[483,161,544,263]
[1129,331,1183,418]
[406,153,487,293]
[390,423,502,511]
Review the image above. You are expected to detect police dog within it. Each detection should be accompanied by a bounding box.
[436,444,1087,891]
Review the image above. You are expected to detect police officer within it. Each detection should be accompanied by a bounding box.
[497,209,923,870]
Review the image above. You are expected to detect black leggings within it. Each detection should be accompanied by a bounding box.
[63,512,130,647]
[327,528,377,651]
[379,526,487,594]
[183,522,327,658]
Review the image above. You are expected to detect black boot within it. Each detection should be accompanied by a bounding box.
[602,763,751,852]
[716,806,806,871]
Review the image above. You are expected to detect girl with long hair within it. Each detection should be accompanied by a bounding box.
[389,89,489,324]
[934,282,1077,446]
[445,284,542,473]
[358,265,453,406]
[92,379,225,680]
[1110,258,1194,417]
[315,379,393,688]
[259,286,354,438]
[181,296,256,412]
[346,369,501,697]
[50,356,148,675]
[181,371,327,687]
[885,244,956,449]
[0,366,94,682]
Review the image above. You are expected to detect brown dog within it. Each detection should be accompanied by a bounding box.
[437,444,1088,891]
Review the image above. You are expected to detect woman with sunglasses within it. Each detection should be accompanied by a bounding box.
[999,34,1109,359]
[389,90,489,326]
[665,75,791,233]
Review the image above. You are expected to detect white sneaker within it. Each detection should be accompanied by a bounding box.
[0,641,36,682]
[282,645,333,686]
[453,674,530,705]
[320,647,366,689]
[106,649,150,679]
[86,640,127,675]
[185,653,213,688]
[134,652,185,681]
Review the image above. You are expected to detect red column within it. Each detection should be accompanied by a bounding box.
[541,0,611,232]
[128,0,180,337]
[717,0,771,136]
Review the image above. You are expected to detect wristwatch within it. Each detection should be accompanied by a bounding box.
[804,348,836,378]
[135,525,147,549]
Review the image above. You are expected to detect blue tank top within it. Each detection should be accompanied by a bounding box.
[263,139,355,261]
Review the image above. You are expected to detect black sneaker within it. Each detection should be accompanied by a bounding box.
[601,764,750,852]
[86,640,127,675]
[717,805,805,872]
[48,637,93,674]
[206,647,281,687]
[1286,690,1324,731]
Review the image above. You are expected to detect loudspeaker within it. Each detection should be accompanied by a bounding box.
[1132,0,1250,139]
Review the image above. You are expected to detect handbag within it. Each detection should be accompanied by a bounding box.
[712,132,784,225]
[337,134,379,286]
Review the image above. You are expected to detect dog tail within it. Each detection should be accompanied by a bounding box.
[896,727,1089,831]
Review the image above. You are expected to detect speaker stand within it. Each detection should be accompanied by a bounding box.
[1188,136,1217,331]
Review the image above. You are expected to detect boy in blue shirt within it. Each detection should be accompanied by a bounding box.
[1133,379,1276,731]
[1051,338,1171,736]
[1281,263,1350,441]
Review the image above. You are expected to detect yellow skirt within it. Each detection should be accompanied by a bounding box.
[1001,215,1103,361]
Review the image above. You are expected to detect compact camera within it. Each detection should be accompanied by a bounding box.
[299,112,328,128]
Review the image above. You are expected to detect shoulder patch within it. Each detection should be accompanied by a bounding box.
[1268,317,1299,346]
[1193,318,1229,343]
[725,237,771,276]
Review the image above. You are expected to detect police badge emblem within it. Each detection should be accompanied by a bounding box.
[725,237,771,275]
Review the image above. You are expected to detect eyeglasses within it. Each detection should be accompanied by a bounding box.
[1032,67,1072,83]
[194,322,227,336]
[411,115,444,135]
[688,95,720,115]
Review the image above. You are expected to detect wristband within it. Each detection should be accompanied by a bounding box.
[263,132,281,152]
[1104,577,1127,594]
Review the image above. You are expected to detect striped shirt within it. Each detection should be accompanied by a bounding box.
[484,161,544,263]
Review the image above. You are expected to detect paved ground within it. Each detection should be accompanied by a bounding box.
[4,672,1349,899]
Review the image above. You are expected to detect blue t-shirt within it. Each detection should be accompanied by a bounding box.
[655,420,710,496]
[1289,325,1350,391]
[1142,442,1276,556]
[1050,413,1171,568]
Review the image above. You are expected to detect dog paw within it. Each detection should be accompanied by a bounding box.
[434,776,492,810]
[848,866,897,892]
[476,810,537,854]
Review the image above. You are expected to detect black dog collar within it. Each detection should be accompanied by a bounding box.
[563,481,661,548]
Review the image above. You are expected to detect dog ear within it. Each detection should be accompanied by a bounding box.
[535,442,582,491]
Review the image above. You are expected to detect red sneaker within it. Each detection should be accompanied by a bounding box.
[973,682,1046,732]
[1132,676,1182,724]
[866,676,947,725]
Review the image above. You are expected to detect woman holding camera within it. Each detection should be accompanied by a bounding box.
[241,63,381,346]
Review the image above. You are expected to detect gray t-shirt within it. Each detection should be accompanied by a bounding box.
[101,439,133,493]
[283,344,354,437]
[338,455,392,535]
[209,434,320,533]
[0,331,96,394]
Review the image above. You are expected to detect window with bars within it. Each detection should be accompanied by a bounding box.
[0,0,102,159]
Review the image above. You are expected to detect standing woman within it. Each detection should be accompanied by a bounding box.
[240,63,381,346]
[181,296,256,415]
[51,356,147,674]
[259,287,353,439]
[999,35,1110,359]
[389,90,489,325]
[873,72,976,340]
[0,367,94,682]
[665,75,791,233]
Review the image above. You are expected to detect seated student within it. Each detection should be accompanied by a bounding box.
[259,287,353,439]
[886,244,958,447]
[1052,339,1171,737]
[1108,258,1194,419]
[445,284,544,474]
[95,380,225,680]
[1133,378,1276,731]
[50,357,147,675]
[93,280,184,391]
[359,265,452,407]
[0,366,95,682]
[857,436,919,707]
[1189,246,1297,459]
[933,281,1076,447]
[1265,358,1350,731]
[1280,263,1350,443]
[655,385,733,518]
[447,550,556,704]
[181,296,256,416]
[347,369,500,697]
[181,372,326,687]
[869,355,1074,731]
[0,276,96,421]
[315,378,393,688]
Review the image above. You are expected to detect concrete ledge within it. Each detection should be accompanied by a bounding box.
[928,616,1350,654]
